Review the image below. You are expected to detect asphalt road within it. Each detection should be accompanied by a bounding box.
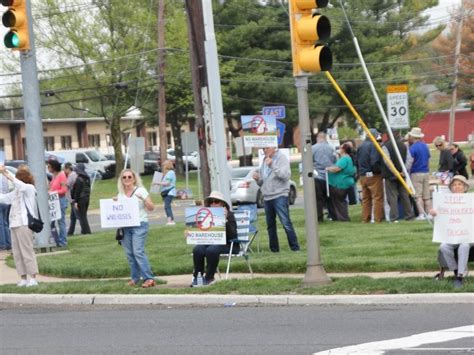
[1,303,472,354]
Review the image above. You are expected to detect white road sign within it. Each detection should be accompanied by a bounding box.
[387,85,409,129]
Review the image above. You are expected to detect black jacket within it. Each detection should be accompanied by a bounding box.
[381,138,407,180]
[71,173,91,202]
[356,139,382,176]
[452,149,468,178]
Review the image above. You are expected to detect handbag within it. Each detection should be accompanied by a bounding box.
[161,189,170,198]
[23,194,44,233]
[115,228,124,245]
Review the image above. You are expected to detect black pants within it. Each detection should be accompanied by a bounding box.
[327,186,350,221]
[76,199,91,234]
[193,243,239,280]
[67,203,76,235]
[315,178,329,221]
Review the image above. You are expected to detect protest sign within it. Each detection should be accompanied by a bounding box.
[184,207,226,245]
[432,192,474,244]
[99,198,140,228]
[241,115,277,148]
[150,171,163,194]
[48,192,61,221]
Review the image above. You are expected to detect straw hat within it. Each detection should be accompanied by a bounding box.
[449,175,470,193]
[408,127,424,138]
[204,191,230,209]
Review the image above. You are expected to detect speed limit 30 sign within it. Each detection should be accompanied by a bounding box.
[387,84,409,129]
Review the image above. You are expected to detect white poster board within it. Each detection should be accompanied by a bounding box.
[99,198,140,228]
[150,171,163,194]
[184,207,226,245]
[48,192,61,221]
[432,192,474,244]
[241,115,277,148]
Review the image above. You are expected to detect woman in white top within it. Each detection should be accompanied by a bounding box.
[116,169,156,288]
[0,164,39,287]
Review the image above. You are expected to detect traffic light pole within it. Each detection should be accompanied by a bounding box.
[295,76,331,286]
[20,0,51,247]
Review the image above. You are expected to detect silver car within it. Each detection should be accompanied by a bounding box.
[230,166,297,208]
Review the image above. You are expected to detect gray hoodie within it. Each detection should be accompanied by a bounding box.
[256,150,290,201]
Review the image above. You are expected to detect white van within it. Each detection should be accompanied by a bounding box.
[46,149,116,179]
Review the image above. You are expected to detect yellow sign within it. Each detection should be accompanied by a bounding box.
[387,85,408,93]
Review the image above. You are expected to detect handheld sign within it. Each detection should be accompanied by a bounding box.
[185,207,226,245]
[241,115,277,148]
[432,192,474,244]
[150,171,163,194]
[99,198,140,228]
[49,192,61,221]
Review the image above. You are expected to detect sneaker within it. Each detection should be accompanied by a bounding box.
[453,277,464,289]
[17,279,28,287]
[415,215,426,221]
[166,221,176,225]
[190,277,197,287]
[26,279,38,287]
[203,277,215,286]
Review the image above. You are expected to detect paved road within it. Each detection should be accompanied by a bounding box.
[1,303,472,354]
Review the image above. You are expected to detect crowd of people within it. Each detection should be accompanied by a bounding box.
[0,129,471,289]
[312,127,472,224]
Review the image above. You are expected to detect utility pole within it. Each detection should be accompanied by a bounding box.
[157,0,168,163]
[21,0,51,247]
[185,0,211,198]
[296,77,331,286]
[201,0,230,201]
[448,0,464,144]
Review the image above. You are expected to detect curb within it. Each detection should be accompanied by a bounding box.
[1,293,473,306]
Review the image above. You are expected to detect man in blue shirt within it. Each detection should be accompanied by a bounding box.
[407,127,431,220]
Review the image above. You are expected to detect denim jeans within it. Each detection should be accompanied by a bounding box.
[57,196,68,246]
[0,203,11,249]
[163,195,174,220]
[264,195,299,252]
[121,222,154,282]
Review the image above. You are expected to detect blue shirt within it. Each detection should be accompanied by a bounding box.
[409,141,430,173]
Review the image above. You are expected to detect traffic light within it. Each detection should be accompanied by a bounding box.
[289,0,332,76]
[1,0,30,50]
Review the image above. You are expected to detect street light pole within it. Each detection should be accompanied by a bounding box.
[295,76,331,286]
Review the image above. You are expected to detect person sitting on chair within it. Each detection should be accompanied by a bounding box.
[430,175,472,288]
[191,191,237,287]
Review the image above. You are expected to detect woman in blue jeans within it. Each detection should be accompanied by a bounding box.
[154,160,176,225]
[116,169,156,288]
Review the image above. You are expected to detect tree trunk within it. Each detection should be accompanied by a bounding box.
[110,115,124,175]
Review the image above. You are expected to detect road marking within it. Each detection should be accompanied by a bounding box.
[314,325,474,355]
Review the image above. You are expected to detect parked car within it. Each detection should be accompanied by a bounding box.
[230,166,297,208]
[166,148,200,170]
[104,152,159,175]
[46,149,116,179]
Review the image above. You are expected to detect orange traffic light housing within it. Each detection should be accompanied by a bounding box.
[289,0,332,76]
[2,0,30,50]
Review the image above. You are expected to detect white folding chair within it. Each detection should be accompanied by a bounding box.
[219,210,257,280]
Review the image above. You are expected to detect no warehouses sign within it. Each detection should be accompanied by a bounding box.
[387,85,409,129]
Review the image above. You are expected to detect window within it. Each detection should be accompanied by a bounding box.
[0,139,4,151]
[88,134,100,147]
[147,132,157,147]
[61,136,72,149]
[106,134,112,146]
[44,137,54,151]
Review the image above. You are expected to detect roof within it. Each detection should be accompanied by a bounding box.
[418,109,473,142]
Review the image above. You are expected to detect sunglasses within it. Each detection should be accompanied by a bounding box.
[122,175,134,180]
[208,198,222,204]
[435,144,443,148]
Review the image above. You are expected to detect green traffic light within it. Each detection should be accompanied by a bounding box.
[4,31,20,48]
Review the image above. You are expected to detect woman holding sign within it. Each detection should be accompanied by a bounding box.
[116,169,156,288]
[191,191,237,287]
[153,160,176,225]
[430,175,472,288]
[0,165,40,287]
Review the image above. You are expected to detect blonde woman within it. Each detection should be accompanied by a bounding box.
[0,164,39,287]
[154,160,176,225]
[116,169,156,288]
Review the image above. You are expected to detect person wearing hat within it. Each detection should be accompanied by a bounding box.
[191,191,238,286]
[70,163,91,235]
[407,127,431,220]
[356,128,384,223]
[430,175,472,288]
